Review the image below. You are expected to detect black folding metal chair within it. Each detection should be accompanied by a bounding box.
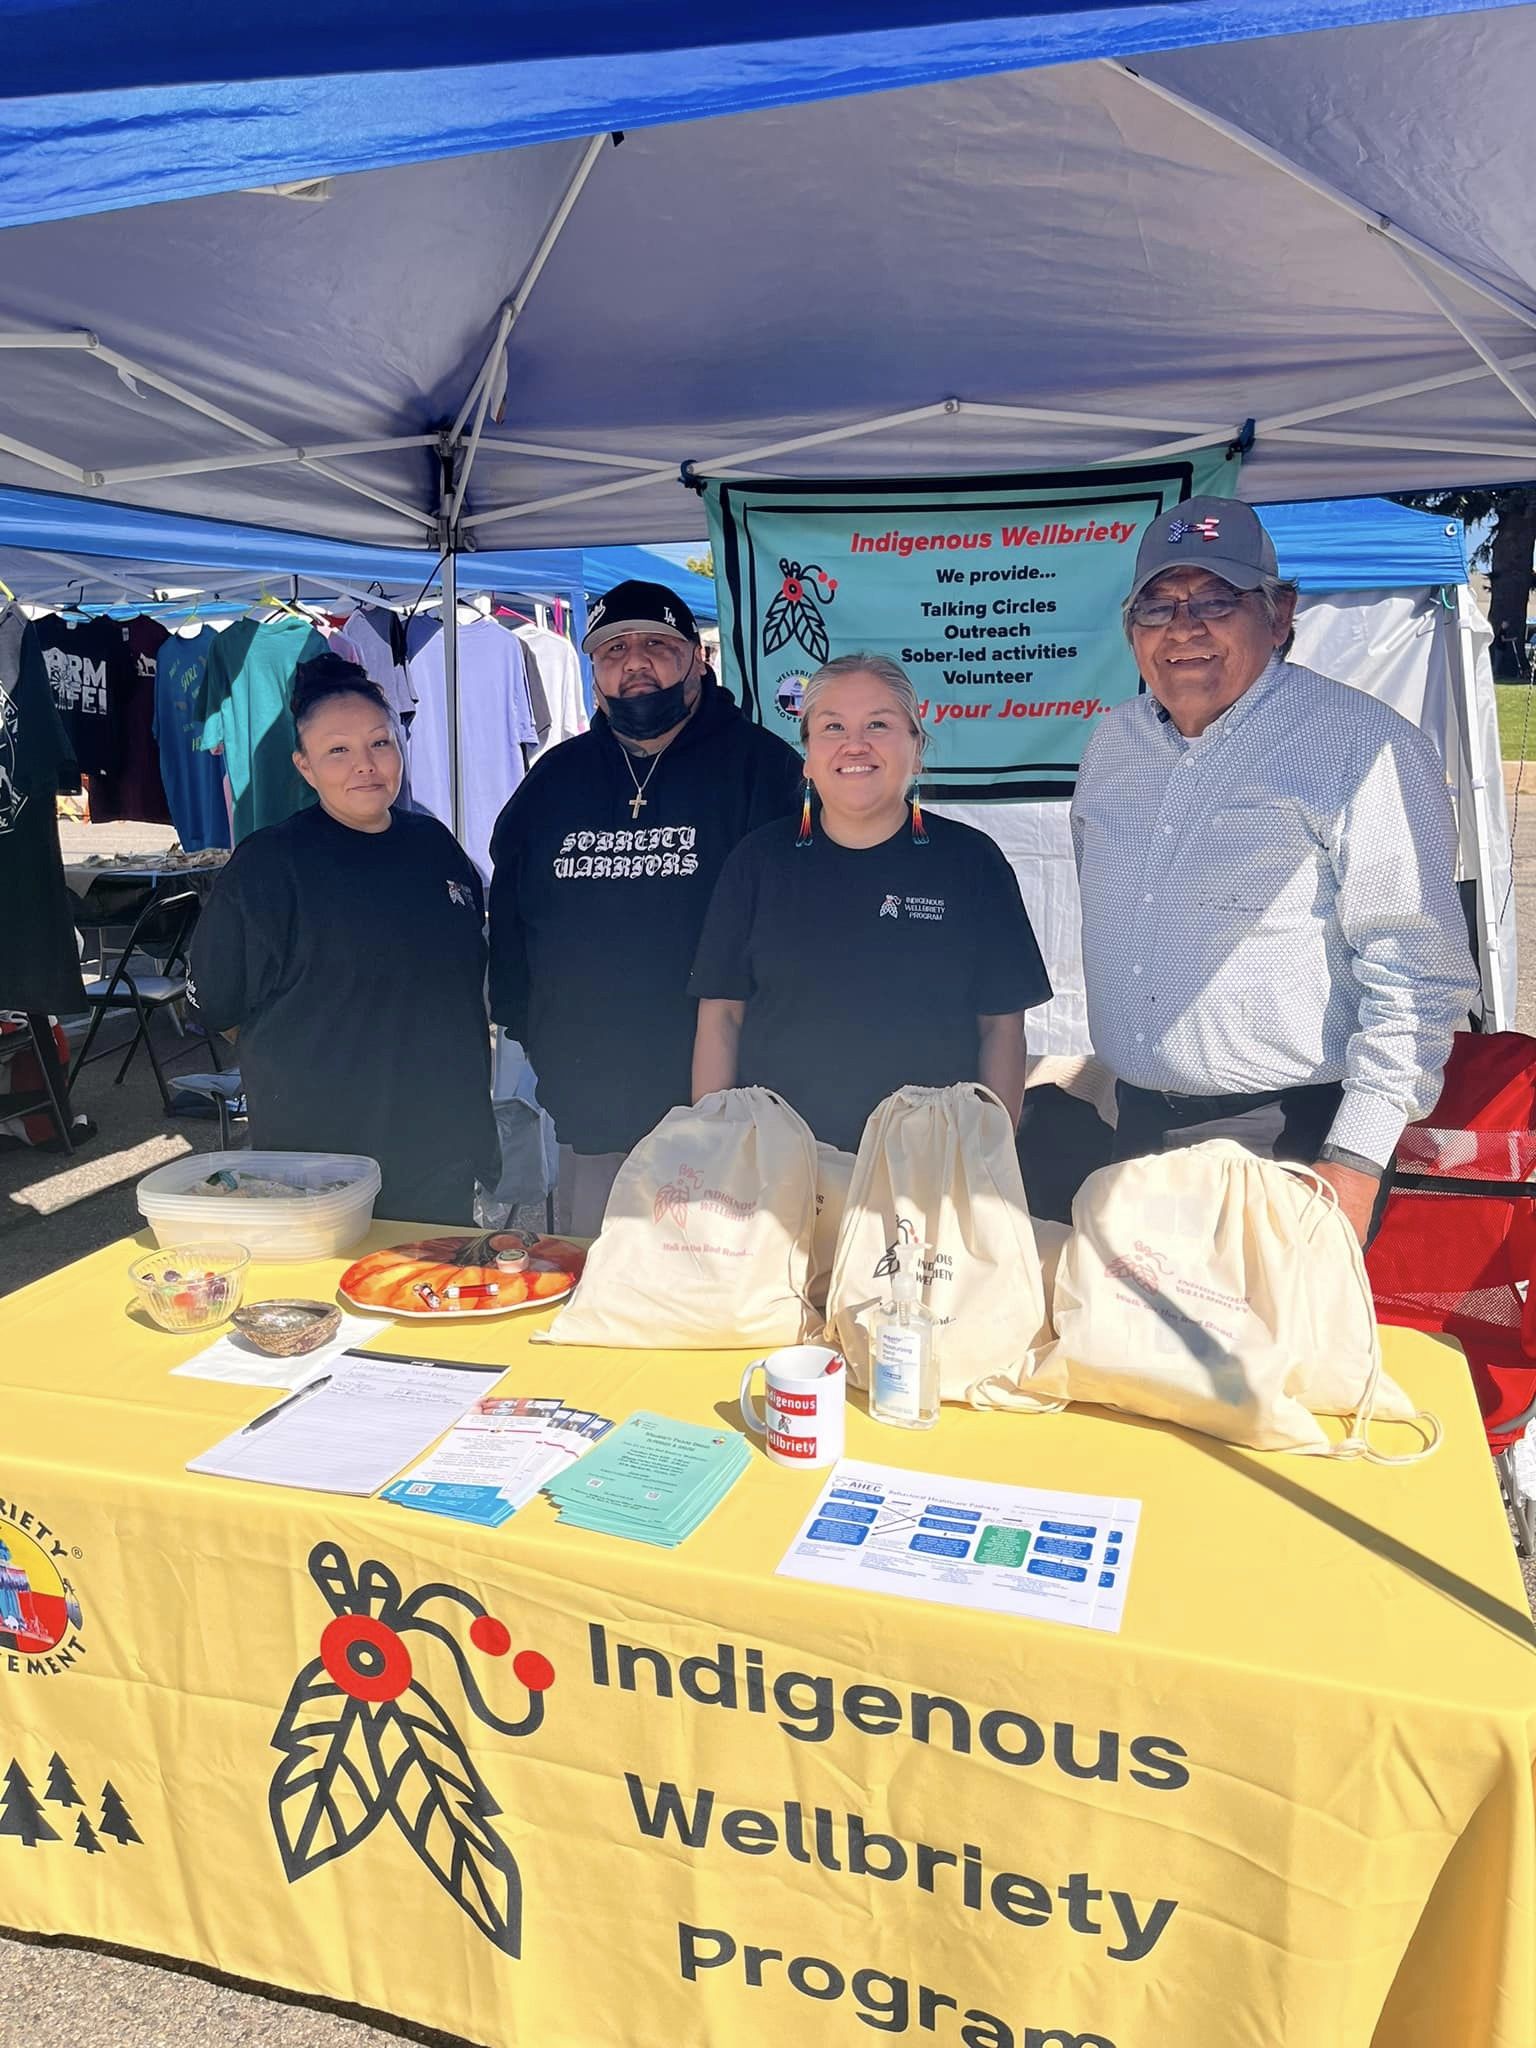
[68,886,221,1111]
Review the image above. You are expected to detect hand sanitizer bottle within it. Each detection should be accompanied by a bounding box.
[869,1240,939,1429]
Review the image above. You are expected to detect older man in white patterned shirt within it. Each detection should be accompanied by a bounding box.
[1071,496,1479,1243]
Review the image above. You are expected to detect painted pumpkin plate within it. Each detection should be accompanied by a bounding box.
[338,1233,585,1320]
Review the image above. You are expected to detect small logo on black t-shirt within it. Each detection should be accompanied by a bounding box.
[446,880,472,908]
[879,894,901,920]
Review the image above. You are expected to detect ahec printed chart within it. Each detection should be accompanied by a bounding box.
[776,1459,1140,1632]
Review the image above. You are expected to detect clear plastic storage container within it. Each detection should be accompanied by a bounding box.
[136,1151,382,1262]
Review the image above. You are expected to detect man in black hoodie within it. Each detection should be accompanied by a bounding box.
[488,579,803,1234]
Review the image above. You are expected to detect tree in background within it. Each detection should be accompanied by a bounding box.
[1398,486,1536,680]
[73,1811,103,1855]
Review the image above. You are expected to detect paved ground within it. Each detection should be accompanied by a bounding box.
[5,800,1536,2045]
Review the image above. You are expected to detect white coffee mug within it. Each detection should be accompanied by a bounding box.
[739,1344,846,1468]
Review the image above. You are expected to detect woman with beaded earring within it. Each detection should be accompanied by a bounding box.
[689,652,1050,1152]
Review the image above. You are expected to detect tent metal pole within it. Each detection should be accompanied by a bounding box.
[459,401,954,531]
[958,400,1227,434]
[442,547,463,847]
[1259,350,1536,434]
[476,439,680,472]
[0,330,97,350]
[28,549,158,599]
[1267,427,1536,460]
[96,435,439,486]
[448,134,610,451]
[1106,59,1536,333]
[1449,594,1508,1029]
[451,135,613,522]
[1390,246,1536,435]
[0,430,88,481]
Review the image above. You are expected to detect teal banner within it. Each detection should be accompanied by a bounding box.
[703,449,1238,796]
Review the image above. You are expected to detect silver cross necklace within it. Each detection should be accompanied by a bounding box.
[621,748,663,821]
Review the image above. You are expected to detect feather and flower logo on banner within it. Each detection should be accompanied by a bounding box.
[762,559,837,665]
[269,1542,554,1957]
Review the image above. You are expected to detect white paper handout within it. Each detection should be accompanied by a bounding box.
[186,1351,502,1495]
[386,1398,611,1517]
[776,1458,1140,1633]
[171,1310,390,1389]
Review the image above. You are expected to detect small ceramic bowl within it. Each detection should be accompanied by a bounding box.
[130,1243,250,1332]
[231,1299,342,1357]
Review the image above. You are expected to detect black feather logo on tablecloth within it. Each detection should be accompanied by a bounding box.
[268,1542,553,1957]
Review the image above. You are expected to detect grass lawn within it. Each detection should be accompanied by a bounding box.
[1497,683,1536,765]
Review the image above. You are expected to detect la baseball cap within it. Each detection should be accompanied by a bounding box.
[1128,497,1278,603]
[582,579,699,653]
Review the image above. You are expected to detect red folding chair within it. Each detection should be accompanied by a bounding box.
[1366,1031,1536,1551]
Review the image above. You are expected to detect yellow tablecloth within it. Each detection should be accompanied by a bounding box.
[2,1223,1535,2048]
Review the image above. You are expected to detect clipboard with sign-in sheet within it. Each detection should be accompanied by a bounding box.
[185,1351,502,1495]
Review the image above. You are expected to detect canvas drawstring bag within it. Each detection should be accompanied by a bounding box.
[541,1087,818,1349]
[825,1083,1066,1411]
[1051,1139,1439,1460]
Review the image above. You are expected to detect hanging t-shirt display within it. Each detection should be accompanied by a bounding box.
[509,619,588,760]
[335,608,416,717]
[197,615,326,843]
[0,607,87,1014]
[155,626,229,852]
[405,614,536,884]
[34,614,115,777]
[91,614,172,826]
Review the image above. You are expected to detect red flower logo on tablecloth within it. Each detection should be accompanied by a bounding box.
[763,557,836,665]
[269,1543,552,1957]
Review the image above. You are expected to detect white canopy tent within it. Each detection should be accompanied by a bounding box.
[0,8,1535,550]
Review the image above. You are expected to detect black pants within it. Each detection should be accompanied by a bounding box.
[376,1159,478,1229]
[1112,1080,1394,1244]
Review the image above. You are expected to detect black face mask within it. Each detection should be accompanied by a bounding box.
[601,673,693,742]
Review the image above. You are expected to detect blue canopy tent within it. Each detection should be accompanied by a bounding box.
[0,485,716,620]
[1257,494,1470,590]
[4,0,1522,228]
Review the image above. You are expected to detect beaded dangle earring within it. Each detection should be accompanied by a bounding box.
[910,780,929,846]
[796,776,814,847]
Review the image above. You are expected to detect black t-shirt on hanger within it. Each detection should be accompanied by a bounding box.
[35,614,115,779]
[0,608,88,1014]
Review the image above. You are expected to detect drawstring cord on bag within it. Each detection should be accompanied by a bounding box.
[1286,1166,1441,1465]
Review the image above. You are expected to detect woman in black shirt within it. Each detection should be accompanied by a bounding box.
[190,655,497,1223]
[689,653,1050,1153]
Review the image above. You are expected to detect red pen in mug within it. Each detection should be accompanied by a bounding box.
[739,1344,846,1469]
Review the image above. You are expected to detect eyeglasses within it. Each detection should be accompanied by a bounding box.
[1128,592,1248,629]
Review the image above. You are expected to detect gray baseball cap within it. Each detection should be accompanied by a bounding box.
[1128,497,1277,603]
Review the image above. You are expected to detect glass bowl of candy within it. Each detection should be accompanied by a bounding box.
[130,1243,251,1332]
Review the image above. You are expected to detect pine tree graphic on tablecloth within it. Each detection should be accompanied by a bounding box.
[97,1782,141,1846]
[0,1759,61,1846]
[73,1812,103,1855]
[44,1753,82,1806]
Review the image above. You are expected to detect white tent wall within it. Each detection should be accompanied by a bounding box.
[935,588,1513,1069]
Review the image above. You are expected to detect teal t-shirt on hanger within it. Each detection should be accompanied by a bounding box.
[196,616,326,843]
